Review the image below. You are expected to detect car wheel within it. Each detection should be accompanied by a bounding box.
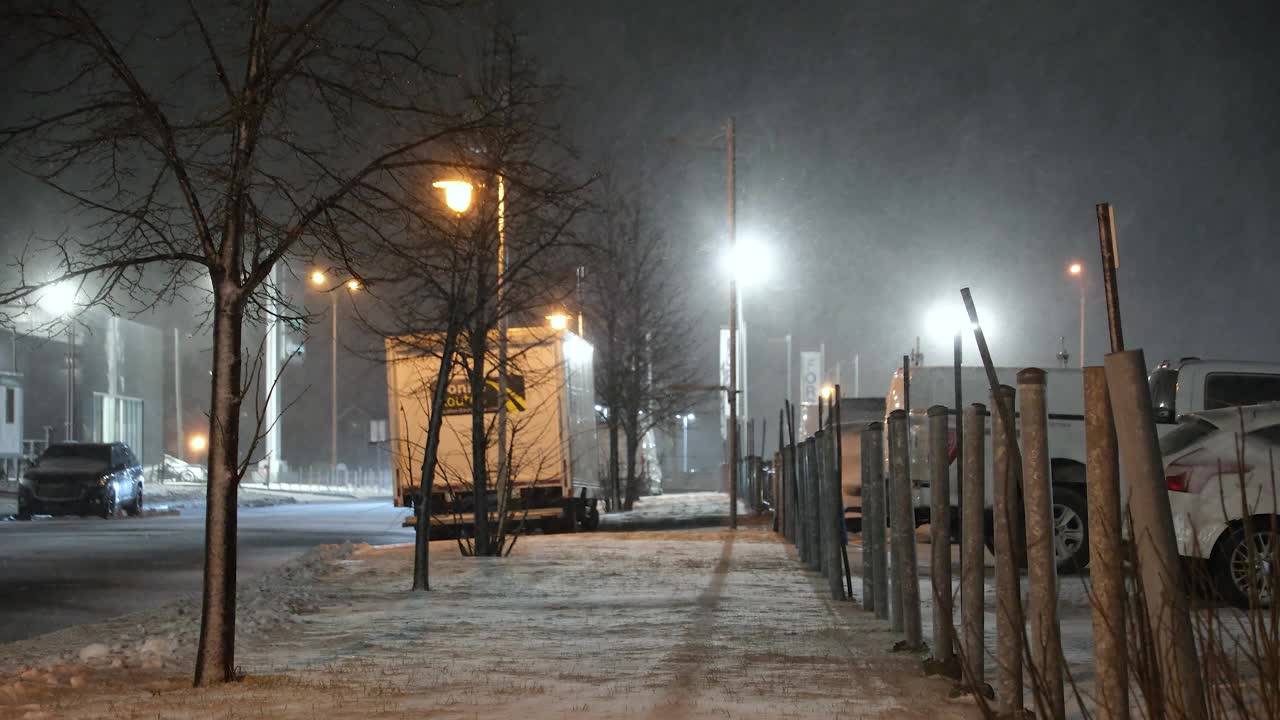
[100,487,118,519]
[180,469,196,483]
[1212,521,1276,609]
[1052,485,1090,573]
[125,484,143,517]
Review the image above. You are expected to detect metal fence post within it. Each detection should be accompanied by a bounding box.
[1018,368,1064,719]
[1084,367,1128,720]
[992,385,1024,716]
[1105,350,1205,720]
[927,405,957,673]
[961,403,986,688]
[827,428,844,600]
[888,409,922,649]
[808,438,822,572]
[864,422,888,619]
[816,430,829,577]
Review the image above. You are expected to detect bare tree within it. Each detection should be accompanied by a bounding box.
[586,181,699,511]
[356,26,590,566]
[0,0,512,685]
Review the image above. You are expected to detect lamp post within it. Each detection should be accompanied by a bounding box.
[1068,261,1085,368]
[681,413,695,473]
[310,271,360,473]
[433,176,508,552]
[39,282,78,441]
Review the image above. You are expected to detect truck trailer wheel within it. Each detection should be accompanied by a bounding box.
[581,504,600,531]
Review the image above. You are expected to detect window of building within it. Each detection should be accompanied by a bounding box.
[4,387,13,424]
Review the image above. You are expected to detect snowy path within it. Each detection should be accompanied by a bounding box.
[0,525,976,719]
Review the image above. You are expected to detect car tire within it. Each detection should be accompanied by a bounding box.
[1051,485,1090,574]
[100,487,118,519]
[1211,521,1276,609]
[125,484,143,517]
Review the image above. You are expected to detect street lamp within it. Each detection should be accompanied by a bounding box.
[310,270,360,473]
[1067,261,1084,368]
[433,174,507,554]
[39,281,78,441]
[432,180,473,214]
[680,413,695,474]
[546,312,570,331]
[188,433,208,453]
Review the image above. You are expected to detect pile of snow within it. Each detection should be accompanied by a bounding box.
[599,491,744,531]
[0,542,370,680]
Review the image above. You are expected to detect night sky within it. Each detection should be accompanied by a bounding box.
[3,1,1278,463]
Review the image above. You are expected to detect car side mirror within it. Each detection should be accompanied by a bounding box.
[1154,407,1174,424]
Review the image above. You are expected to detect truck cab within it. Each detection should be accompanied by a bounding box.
[1150,358,1280,424]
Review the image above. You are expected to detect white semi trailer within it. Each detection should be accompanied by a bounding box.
[386,326,601,536]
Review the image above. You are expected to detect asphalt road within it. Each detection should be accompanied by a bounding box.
[0,501,413,644]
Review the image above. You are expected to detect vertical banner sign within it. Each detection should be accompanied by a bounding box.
[719,327,731,441]
[800,351,823,407]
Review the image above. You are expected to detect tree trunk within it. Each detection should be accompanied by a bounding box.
[623,424,640,511]
[414,324,459,590]
[468,327,490,556]
[607,416,621,512]
[193,289,244,687]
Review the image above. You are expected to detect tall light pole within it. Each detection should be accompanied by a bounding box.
[310,271,360,473]
[1068,261,1085,368]
[39,282,77,441]
[433,176,508,551]
[726,116,738,530]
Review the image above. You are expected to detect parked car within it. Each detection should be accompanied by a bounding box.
[162,454,205,483]
[17,442,144,519]
[1161,405,1280,607]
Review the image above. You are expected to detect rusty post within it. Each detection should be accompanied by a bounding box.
[889,409,922,648]
[1105,350,1205,720]
[1095,203,1124,353]
[928,405,956,672]
[1018,368,1064,719]
[864,422,888,619]
[992,385,1024,716]
[1084,367,1128,720]
[961,403,987,687]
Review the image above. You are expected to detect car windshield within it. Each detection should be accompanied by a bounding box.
[1149,367,1178,421]
[1158,418,1218,457]
[40,444,112,467]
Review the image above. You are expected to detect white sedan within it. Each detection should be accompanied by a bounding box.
[1161,404,1280,607]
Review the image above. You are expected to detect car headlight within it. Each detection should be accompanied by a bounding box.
[99,474,114,486]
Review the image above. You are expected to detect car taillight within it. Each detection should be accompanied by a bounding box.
[1166,471,1191,493]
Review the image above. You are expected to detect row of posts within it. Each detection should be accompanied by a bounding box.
[773,391,849,602]
[778,351,1196,720]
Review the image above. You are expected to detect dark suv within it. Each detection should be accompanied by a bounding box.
[17,442,144,519]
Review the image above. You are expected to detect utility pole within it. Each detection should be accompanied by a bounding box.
[330,291,338,472]
[174,328,184,462]
[727,116,738,530]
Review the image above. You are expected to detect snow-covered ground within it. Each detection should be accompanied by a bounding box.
[0,480,385,518]
[0,516,974,719]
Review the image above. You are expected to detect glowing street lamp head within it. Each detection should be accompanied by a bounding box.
[820,385,834,400]
[926,302,986,343]
[432,180,474,213]
[346,279,361,291]
[39,281,77,317]
[188,433,208,453]
[719,235,773,286]
[1068,262,1083,276]
[310,270,327,286]
[546,313,570,331]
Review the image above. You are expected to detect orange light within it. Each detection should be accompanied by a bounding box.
[310,271,326,286]
[1068,262,1083,276]
[547,313,570,331]
[432,180,474,213]
[346,279,361,291]
[820,385,834,400]
[188,434,208,452]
